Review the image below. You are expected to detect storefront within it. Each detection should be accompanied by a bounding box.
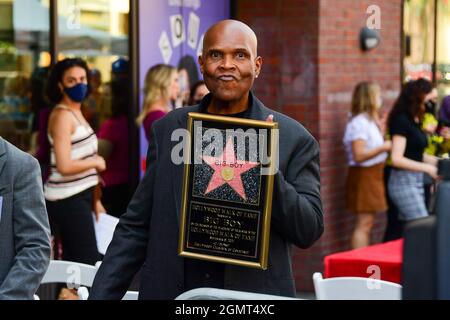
[0,0,230,190]
[5,0,440,293]
[403,0,450,101]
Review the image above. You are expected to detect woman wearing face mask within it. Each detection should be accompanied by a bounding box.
[44,58,105,265]
[343,82,391,249]
[136,64,180,142]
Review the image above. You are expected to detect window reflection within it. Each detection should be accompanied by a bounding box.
[403,0,436,82]
[0,0,50,152]
[57,0,129,131]
[403,0,450,108]
[437,0,450,99]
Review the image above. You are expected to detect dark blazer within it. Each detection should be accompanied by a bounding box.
[0,138,51,299]
[89,92,323,299]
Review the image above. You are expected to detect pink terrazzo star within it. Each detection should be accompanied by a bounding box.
[203,138,259,200]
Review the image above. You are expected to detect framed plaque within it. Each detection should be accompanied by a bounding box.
[178,112,278,270]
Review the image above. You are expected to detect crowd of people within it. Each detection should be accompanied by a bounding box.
[0,19,324,300]
[1,17,450,300]
[0,38,211,299]
[344,78,450,249]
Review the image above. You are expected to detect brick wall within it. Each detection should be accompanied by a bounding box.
[317,0,402,290]
[235,0,320,137]
[235,0,402,291]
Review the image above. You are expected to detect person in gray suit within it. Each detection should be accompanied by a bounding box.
[89,19,323,300]
[0,137,51,300]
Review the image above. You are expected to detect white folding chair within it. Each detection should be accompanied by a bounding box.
[175,288,299,300]
[41,260,98,287]
[122,291,139,300]
[312,272,402,300]
[37,260,100,300]
[38,260,139,300]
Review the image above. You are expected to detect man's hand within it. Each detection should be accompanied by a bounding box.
[266,114,274,123]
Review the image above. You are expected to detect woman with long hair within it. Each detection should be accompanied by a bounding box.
[343,82,391,249]
[136,64,179,141]
[45,58,105,265]
[387,78,438,224]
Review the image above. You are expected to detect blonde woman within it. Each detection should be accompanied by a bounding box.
[343,82,391,249]
[136,64,180,141]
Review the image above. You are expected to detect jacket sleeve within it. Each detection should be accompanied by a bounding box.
[271,134,324,248]
[0,156,51,300]
[89,125,159,300]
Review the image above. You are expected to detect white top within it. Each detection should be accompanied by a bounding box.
[343,113,387,167]
[44,105,99,201]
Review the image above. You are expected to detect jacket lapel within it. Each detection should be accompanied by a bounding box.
[172,105,200,224]
[248,93,271,122]
[171,92,272,224]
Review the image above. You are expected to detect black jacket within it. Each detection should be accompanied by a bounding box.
[89,92,323,299]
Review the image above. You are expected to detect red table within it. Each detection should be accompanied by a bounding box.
[324,239,403,284]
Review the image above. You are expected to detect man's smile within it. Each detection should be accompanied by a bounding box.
[217,75,237,81]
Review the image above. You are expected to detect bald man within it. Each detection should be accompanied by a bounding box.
[89,20,323,300]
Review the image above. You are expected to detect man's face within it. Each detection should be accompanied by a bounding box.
[199,26,261,103]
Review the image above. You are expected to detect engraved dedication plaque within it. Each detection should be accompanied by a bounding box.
[178,112,278,270]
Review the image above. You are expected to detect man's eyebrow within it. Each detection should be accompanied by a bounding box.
[206,46,251,51]
[234,47,251,52]
[205,47,223,52]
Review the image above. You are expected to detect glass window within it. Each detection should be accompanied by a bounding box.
[57,0,129,132]
[403,0,436,81]
[436,0,450,101]
[0,0,50,151]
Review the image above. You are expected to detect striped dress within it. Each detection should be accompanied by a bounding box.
[44,105,99,201]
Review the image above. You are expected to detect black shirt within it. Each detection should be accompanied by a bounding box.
[205,108,250,118]
[389,113,427,162]
[184,99,254,291]
[184,106,249,291]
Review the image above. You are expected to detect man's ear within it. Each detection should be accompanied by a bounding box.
[198,55,204,74]
[255,56,262,77]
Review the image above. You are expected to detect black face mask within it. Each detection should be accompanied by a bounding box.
[425,100,436,114]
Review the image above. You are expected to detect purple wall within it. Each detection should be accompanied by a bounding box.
[138,0,230,174]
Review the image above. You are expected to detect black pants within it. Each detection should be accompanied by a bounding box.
[47,187,100,265]
[102,183,131,218]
